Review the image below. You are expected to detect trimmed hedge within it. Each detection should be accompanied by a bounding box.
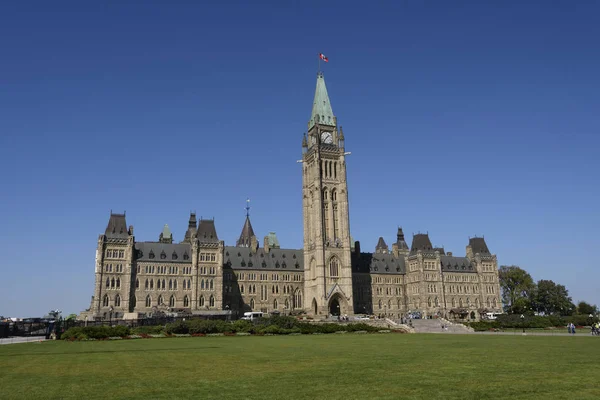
[62,325,130,340]
[62,316,384,340]
[467,314,599,331]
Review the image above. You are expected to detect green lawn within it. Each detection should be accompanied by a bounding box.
[1,334,599,400]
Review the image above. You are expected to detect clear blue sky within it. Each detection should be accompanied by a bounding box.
[1,1,599,317]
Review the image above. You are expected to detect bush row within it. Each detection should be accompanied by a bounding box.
[62,316,384,340]
[467,314,598,331]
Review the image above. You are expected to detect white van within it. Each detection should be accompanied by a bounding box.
[241,312,263,321]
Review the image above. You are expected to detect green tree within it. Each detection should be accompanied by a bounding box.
[533,280,575,315]
[576,301,598,315]
[498,265,535,314]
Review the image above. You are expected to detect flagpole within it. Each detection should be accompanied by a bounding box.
[318,53,321,73]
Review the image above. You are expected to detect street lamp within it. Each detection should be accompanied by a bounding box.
[109,306,114,326]
[520,314,525,334]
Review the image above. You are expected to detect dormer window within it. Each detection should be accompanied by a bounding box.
[275,261,280,268]
[271,254,275,258]
[293,254,296,259]
[282,262,287,269]
[241,260,246,267]
[226,251,229,256]
[183,252,189,260]
[172,252,178,260]
[295,262,300,269]
[262,261,267,268]
[248,261,253,268]
[149,250,155,259]
[282,254,286,258]
[160,250,166,260]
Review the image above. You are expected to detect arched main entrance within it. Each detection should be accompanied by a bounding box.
[329,297,341,316]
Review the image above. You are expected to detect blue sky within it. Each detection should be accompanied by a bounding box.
[1,1,599,317]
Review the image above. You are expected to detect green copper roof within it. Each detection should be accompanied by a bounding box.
[308,72,335,129]
[162,224,172,239]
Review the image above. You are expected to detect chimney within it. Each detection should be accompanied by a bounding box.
[263,235,270,253]
[447,251,453,256]
[354,240,361,254]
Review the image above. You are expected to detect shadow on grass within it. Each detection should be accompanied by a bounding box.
[0,345,223,357]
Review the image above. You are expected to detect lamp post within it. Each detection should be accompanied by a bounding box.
[520,314,525,334]
[109,306,114,326]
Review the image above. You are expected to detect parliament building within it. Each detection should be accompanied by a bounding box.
[80,72,503,321]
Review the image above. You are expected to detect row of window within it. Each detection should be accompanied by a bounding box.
[106,249,125,259]
[236,272,303,282]
[240,284,298,296]
[248,292,303,311]
[103,294,214,309]
[447,285,479,295]
[199,253,217,262]
[105,264,124,273]
[137,265,213,276]
[105,277,121,289]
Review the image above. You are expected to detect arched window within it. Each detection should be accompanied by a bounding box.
[111,278,115,288]
[451,298,456,307]
[329,257,339,278]
[115,294,121,307]
[388,300,391,309]
[459,298,463,308]
[116,278,120,288]
[250,298,255,310]
[467,298,471,307]
[183,295,189,307]
[210,279,214,290]
[136,279,139,289]
[493,298,497,308]
[201,279,205,290]
[150,279,154,290]
[169,280,173,290]
[378,300,382,309]
[476,298,480,308]
[162,279,166,290]
[145,295,151,307]
[274,299,278,310]
[169,295,175,307]
[428,297,432,307]
[103,294,109,307]
[284,299,289,309]
[199,296,205,307]
[241,284,244,294]
[158,295,163,305]
[173,280,177,290]
[187,279,191,290]
[398,299,402,309]
[435,297,439,307]
[331,189,337,201]
[487,298,491,308]
[209,295,215,307]
[106,278,110,288]
[145,279,149,289]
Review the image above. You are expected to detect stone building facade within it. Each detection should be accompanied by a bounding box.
[80,72,503,321]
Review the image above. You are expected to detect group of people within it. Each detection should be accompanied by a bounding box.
[567,322,577,334]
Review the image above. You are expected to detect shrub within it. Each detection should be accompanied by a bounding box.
[131,325,165,335]
[61,325,131,340]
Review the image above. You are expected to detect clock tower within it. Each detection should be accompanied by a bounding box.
[302,72,354,317]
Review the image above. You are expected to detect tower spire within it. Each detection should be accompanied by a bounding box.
[245,198,250,218]
[308,72,335,129]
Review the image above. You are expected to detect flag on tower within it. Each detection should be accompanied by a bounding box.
[319,53,328,62]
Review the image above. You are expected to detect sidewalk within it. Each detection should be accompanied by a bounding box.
[0,336,47,345]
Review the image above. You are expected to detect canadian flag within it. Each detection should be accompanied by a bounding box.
[319,53,328,62]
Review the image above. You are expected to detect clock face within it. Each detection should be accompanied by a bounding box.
[321,131,333,144]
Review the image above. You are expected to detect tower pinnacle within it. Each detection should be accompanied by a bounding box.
[308,72,335,129]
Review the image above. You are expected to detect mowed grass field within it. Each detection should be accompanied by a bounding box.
[1,334,599,400]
